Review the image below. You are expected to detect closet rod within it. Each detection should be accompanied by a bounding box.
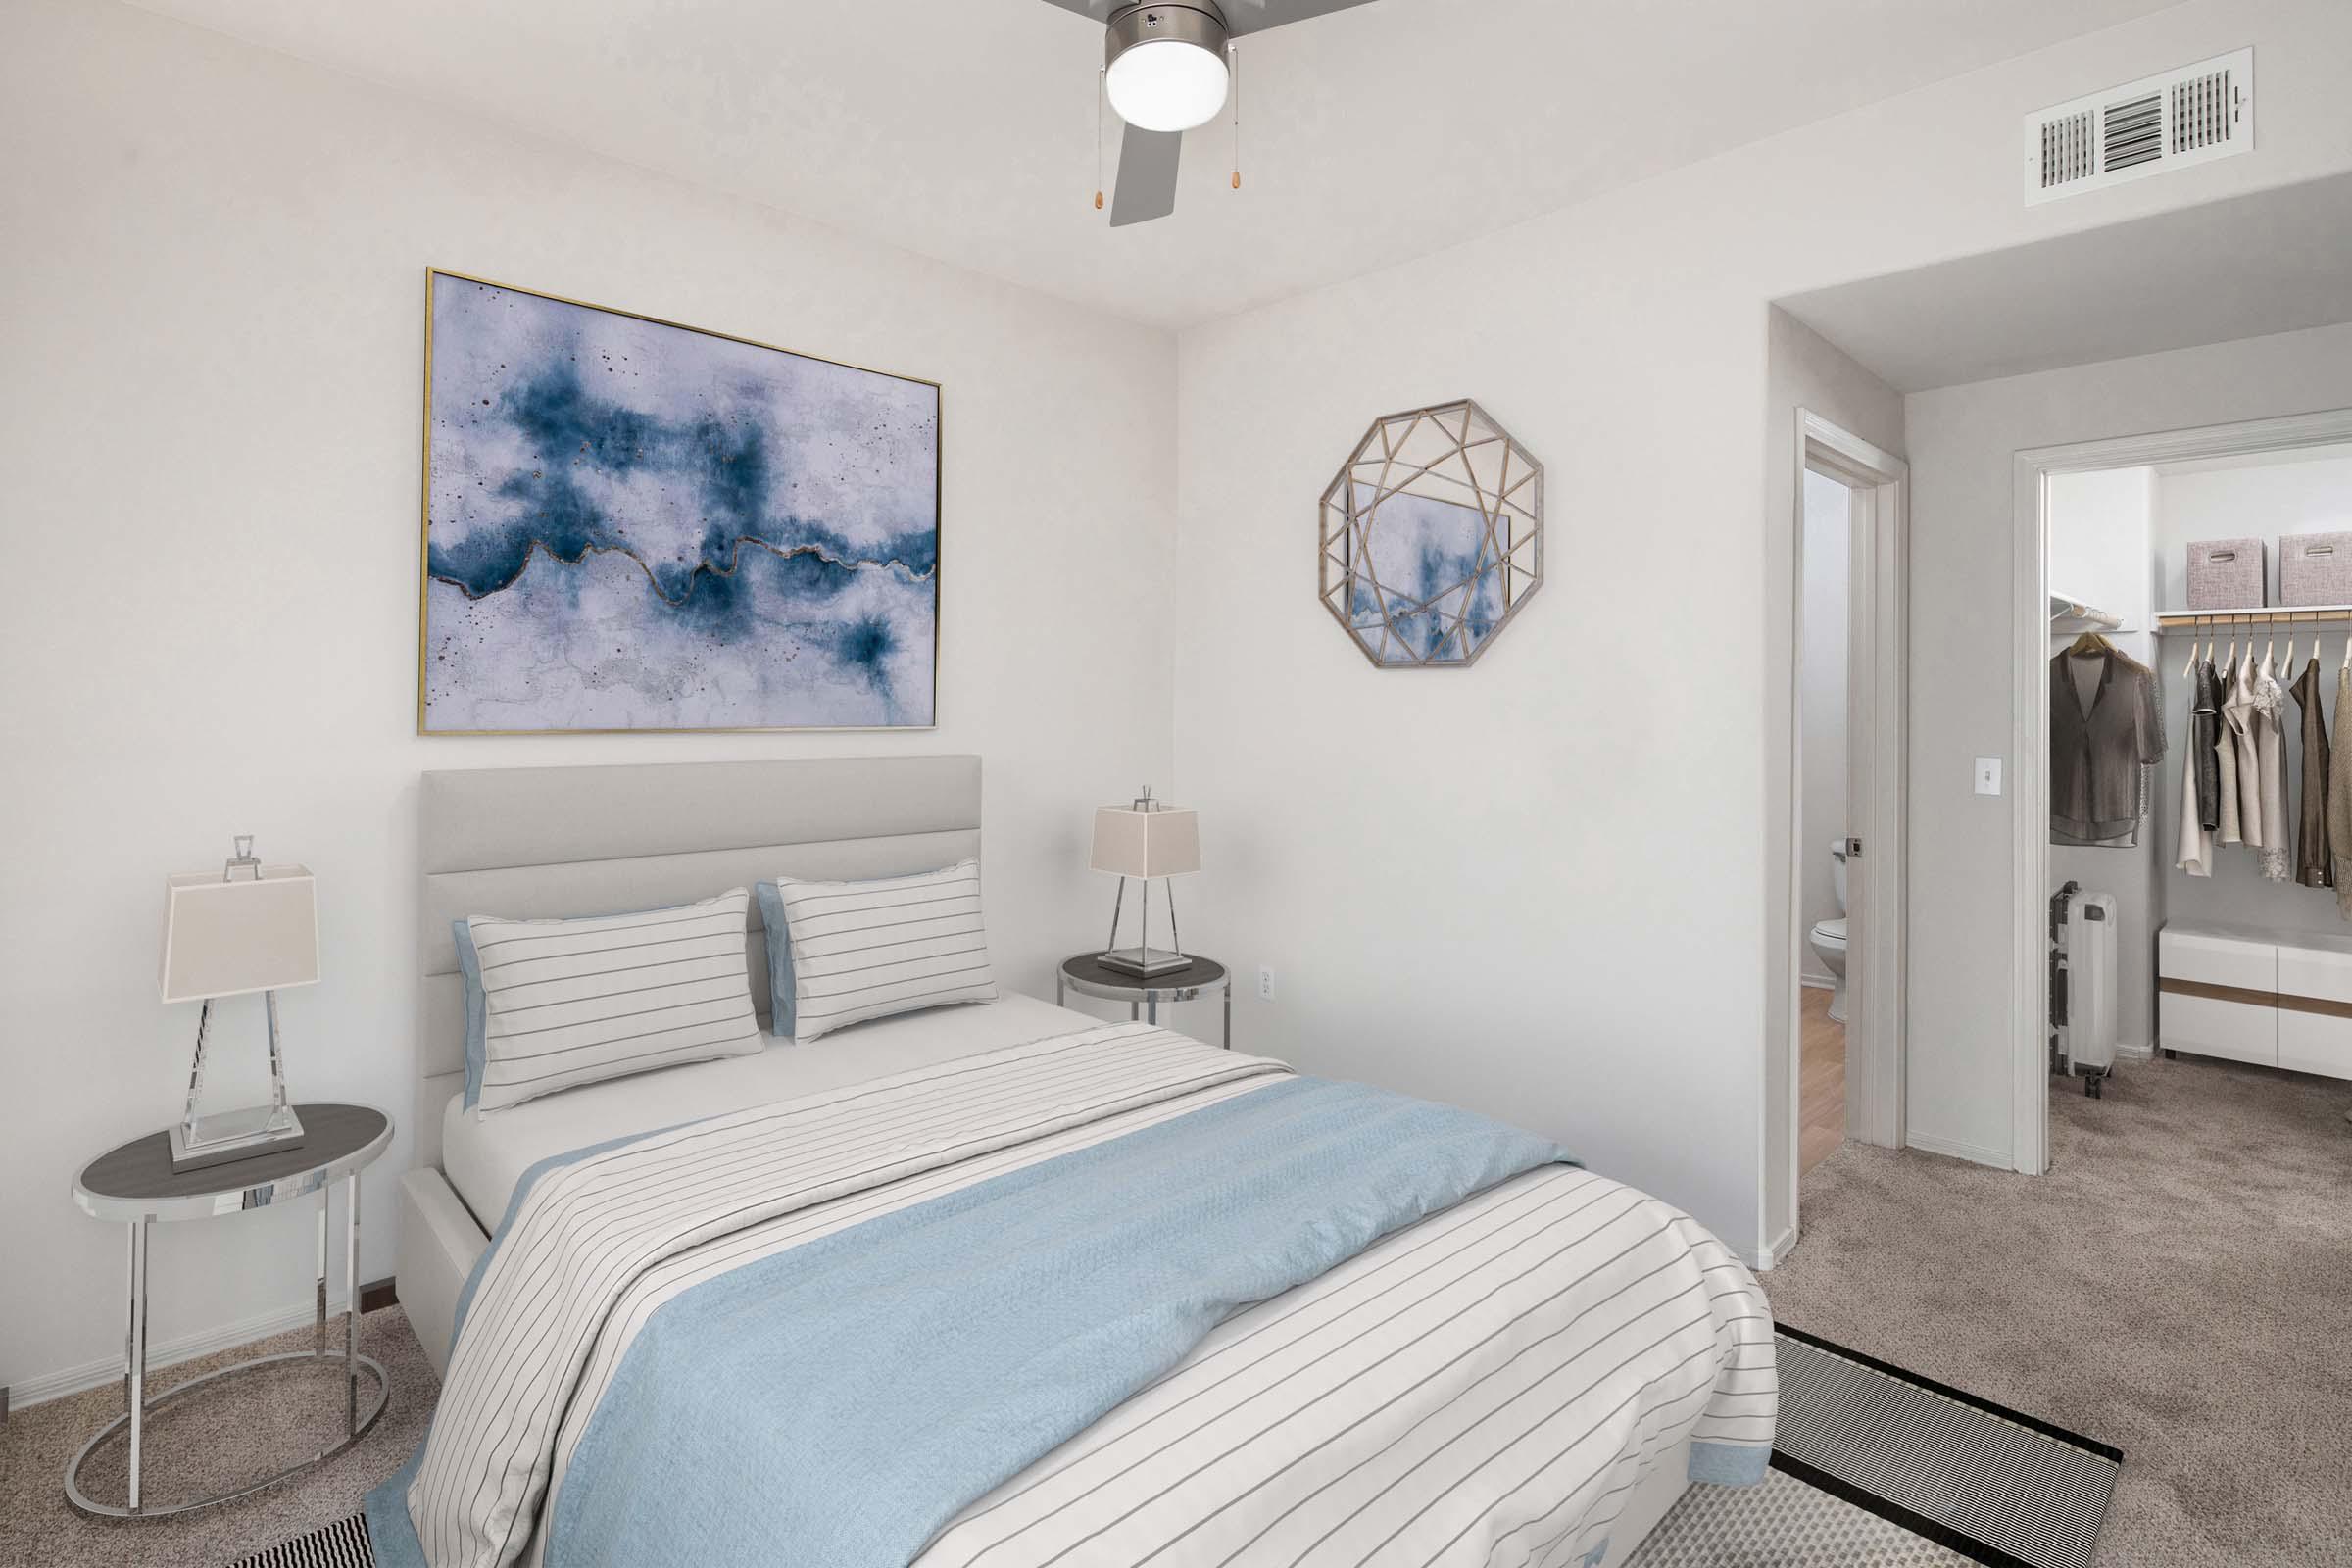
[2153,607,2352,632]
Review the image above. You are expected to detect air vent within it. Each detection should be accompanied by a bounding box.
[2025,47,2252,205]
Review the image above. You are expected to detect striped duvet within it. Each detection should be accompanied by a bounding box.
[375,1026,1774,1568]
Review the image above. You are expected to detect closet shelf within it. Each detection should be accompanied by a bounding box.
[2049,594,2123,634]
[2154,605,2352,631]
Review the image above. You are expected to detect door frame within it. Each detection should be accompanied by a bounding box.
[1783,411,1909,1247]
[2008,406,2352,1175]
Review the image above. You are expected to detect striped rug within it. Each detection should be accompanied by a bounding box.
[1631,1325,2121,1567]
[228,1510,371,1568]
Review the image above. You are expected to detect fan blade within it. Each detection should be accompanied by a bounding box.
[1219,0,1381,36]
[1109,125,1183,226]
[1033,0,1115,18]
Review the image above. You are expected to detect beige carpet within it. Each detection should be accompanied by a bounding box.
[0,1305,435,1568]
[1766,1053,2352,1566]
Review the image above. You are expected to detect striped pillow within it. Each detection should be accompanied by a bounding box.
[466,889,762,1113]
[768,860,997,1042]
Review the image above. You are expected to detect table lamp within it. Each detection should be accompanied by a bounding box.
[158,837,318,1171]
[1089,787,1200,977]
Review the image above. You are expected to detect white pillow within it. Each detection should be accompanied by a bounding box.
[467,888,762,1112]
[769,860,998,1042]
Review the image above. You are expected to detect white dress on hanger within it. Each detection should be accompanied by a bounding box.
[2255,656,2291,882]
[2177,724,2215,876]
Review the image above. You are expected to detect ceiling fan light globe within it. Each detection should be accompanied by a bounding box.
[1106,37,1229,132]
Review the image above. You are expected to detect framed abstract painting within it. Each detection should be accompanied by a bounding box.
[418,270,940,733]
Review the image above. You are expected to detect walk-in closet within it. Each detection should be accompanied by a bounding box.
[2048,443,2352,1112]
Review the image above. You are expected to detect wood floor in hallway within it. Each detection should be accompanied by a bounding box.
[1799,984,1845,1175]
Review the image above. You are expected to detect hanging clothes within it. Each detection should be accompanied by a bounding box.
[2331,666,2352,916]
[2191,657,2222,831]
[2176,704,2215,877]
[2216,665,2242,844]
[2292,657,2332,889]
[2223,657,2264,849]
[2050,642,2164,846]
[2254,656,2290,882]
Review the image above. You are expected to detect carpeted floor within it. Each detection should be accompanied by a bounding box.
[1765,1052,2352,1566]
[0,1306,436,1568]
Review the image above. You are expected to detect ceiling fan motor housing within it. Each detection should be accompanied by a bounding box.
[1104,3,1231,74]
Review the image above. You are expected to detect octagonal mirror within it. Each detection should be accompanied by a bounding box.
[1318,400,1543,667]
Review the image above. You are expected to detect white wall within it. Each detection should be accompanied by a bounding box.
[1799,471,1852,986]
[2154,445,2352,609]
[2046,467,2161,1054]
[1905,322,2352,1164]
[0,0,1175,1399]
[1174,0,2352,1257]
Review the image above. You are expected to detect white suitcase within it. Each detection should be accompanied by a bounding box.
[2054,888,2118,1096]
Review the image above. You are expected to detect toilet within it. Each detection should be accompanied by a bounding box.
[1809,839,1849,1024]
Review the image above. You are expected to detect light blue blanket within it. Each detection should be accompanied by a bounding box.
[371,1074,1569,1567]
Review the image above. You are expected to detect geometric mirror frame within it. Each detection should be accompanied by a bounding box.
[1317,398,1544,667]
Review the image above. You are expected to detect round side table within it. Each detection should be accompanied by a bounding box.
[1057,954,1232,1048]
[67,1102,394,1519]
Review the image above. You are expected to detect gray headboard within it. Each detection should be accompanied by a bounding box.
[416,755,982,1170]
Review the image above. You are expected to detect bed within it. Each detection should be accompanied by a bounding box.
[385,757,1773,1568]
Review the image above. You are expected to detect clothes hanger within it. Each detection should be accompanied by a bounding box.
[2182,621,2198,680]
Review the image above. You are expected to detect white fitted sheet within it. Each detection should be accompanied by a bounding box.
[439,991,1093,1228]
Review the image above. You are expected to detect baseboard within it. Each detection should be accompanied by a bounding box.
[1797,972,1835,993]
[2114,1040,2154,1062]
[1904,1128,2011,1169]
[1748,1222,1799,1272]
[10,1292,361,1411]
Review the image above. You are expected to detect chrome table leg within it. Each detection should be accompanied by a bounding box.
[344,1172,360,1435]
[125,1218,148,1513]
[314,1189,328,1353]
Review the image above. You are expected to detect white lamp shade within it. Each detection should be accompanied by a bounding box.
[1089,806,1201,880]
[160,865,320,1003]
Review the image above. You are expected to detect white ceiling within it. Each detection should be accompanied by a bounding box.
[1781,172,2352,393]
[130,0,2179,329]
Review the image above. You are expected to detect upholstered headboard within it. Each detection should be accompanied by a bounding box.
[415,756,982,1170]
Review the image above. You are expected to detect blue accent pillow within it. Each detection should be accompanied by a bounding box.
[454,918,487,1109]
[755,881,795,1038]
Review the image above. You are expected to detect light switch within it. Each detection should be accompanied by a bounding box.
[1975,757,2003,796]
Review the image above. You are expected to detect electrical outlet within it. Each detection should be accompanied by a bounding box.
[1257,966,1275,1001]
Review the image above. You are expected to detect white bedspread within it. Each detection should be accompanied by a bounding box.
[398,1027,1775,1568]
[439,990,1090,1224]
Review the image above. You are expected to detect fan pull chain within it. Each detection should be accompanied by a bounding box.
[1095,67,1106,211]
[1230,42,1242,189]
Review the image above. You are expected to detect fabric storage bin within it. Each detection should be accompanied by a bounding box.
[2281,531,2352,606]
[2185,537,2265,610]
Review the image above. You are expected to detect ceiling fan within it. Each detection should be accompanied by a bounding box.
[1037,1,1380,225]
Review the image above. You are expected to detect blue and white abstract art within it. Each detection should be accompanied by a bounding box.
[420,274,939,732]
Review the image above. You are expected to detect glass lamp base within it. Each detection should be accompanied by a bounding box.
[1098,945,1193,978]
[169,1104,307,1173]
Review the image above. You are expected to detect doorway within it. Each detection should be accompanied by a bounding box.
[2010,408,2352,1173]
[1785,412,1909,1242]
